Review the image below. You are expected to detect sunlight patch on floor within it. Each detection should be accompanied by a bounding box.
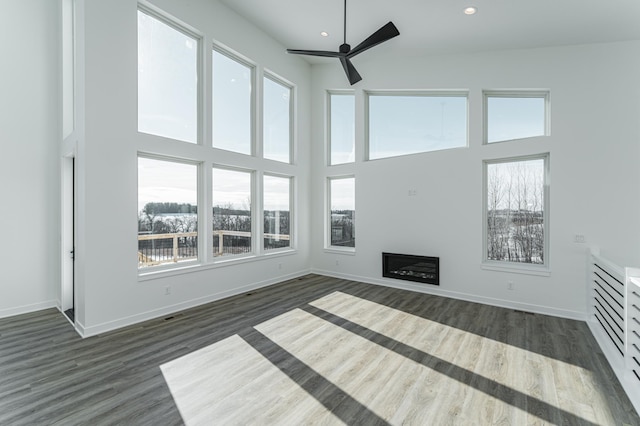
[160,333,344,425]
[160,291,605,424]
[306,291,602,424]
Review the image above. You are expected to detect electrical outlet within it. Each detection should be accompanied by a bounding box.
[165,286,171,296]
[335,259,340,266]
[507,281,514,291]
[574,234,586,243]
[278,263,282,270]
[408,189,417,197]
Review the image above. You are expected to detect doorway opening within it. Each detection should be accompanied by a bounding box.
[62,156,75,323]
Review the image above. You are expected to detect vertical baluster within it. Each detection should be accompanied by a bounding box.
[173,234,178,263]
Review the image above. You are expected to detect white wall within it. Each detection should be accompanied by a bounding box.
[310,41,640,319]
[0,0,60,317]
[2,0,638,331]
[72,0,311,335]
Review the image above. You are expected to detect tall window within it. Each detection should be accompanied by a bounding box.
[263,175,291,251]
[62,0,74,139]
[212,49,253,155]
[329,177,355,248]
[213,168,253,257]
[329,93,355,165]
[263,75,292,163]
[367,92,467,160]
[138,157,199,268]
[485,155,548,266]
[137,9,198,143]
[484,91,549,144]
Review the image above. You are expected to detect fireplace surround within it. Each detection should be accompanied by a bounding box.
[382,252,439,285]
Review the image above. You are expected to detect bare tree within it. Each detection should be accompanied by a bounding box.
[487,160,544,264]
[487,170,505,261]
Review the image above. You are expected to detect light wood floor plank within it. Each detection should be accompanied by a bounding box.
[0,274,637,425]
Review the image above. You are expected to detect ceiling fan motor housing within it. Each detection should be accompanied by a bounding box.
[286,0,399,85]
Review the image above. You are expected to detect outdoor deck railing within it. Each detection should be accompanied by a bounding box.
[138,230,290,267]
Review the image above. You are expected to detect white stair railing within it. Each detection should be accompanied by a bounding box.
[587,248,640,414]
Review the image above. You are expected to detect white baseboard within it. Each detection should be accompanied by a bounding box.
[310,268,586,321]
[78,270,311,338]
[0,300,58,319]
[0,269,584,335]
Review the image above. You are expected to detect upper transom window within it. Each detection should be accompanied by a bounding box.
[328,92,355,165]
[212,49,253,155]
[137,8,199,144]
[367,92,468,160]
[484,91,549,144]
[263,75,292,163]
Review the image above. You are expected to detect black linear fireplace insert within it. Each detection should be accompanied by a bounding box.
[382,252,439,285]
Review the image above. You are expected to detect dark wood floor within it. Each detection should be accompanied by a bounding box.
[0,274,637,425]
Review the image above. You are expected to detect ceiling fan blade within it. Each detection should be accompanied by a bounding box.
[339,57,362,85]
[347,21,400,58]
[287,49,342,58]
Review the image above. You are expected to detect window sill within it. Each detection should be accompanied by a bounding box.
[324,247,356,255]
[138,261,203,282]
[481,262,550,277]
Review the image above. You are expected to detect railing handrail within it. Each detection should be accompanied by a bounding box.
[138,230,290,267]
[138,230,290,240]
[213,230,250,238]
[264,233,290,240]
[138,231,198,241]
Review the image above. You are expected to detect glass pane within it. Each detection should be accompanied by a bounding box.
[487,96,546,143]
[368,95,467,160]
[62,0,74,139]
[263,77,291,163]
[330,94,355,165]
[486,158,545,264]
[138,157,198,268]
[138,10,198,143]
[263,175,291,251]
[213,168,252,257]
[212,50,252,154]
[330,178,355,248]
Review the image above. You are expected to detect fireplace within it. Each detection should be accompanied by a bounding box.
[382,252,439,285]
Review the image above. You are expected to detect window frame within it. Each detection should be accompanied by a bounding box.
[262,72,294,164]
[211,165,256,261]
[62,0,75,140]
[326,175,356,252]
[483,90,550,145]
[327,90,355,166]
[482,153,550,275]
[211,45,256,156]
[137,153,203,272]
[137,5,203,145]
[135,5,301,278]
[262,173,294,253]
[365,90,469,161]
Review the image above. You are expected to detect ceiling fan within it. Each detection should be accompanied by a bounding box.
[286,0,400,85]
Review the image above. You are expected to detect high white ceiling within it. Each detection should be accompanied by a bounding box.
[219,0,640,63]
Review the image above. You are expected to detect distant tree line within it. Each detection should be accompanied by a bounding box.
[138,202,197,235]
[213,204,251,232]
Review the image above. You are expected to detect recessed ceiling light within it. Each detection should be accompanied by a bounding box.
[464,6,477,15]
[320,31,329,37]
